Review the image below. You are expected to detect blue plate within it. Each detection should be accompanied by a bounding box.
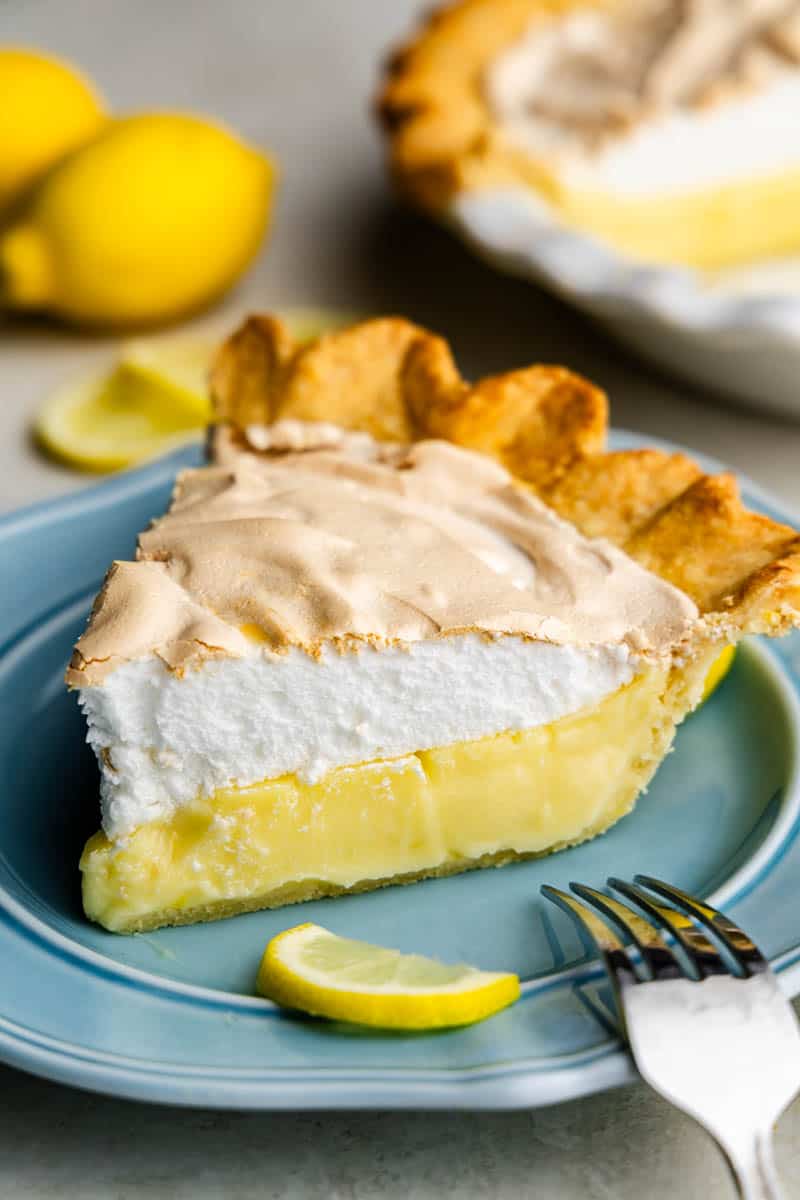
[1,433,799,1110]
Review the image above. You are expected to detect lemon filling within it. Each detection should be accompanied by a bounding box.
[81,658,714,934]
[506,161,800,271]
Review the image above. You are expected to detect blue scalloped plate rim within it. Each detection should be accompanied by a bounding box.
[0,431,799,1110]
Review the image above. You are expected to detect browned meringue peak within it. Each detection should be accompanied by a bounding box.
[68,423,698,687]
[487,0,800,152]
[65,562,252,687]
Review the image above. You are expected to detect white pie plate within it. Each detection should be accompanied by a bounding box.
[450,189,800,420]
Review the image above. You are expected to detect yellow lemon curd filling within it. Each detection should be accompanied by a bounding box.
[535,168,800,272]
[81,657,715,934]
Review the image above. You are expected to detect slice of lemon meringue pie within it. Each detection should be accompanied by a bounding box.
[380,0,800,270]
[69,316,800,933]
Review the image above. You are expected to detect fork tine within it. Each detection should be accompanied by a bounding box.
[608,878,728,978]
[634,875,768,976]
[570,883,683,982]
[541,885,637,987]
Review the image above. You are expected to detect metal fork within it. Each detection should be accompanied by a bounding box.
[542,876,800,1200]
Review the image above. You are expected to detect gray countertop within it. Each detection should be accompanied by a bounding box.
[2,1,800,1196]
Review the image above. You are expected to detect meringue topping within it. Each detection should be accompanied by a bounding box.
[67,423,697,687]
[487,0,800,157]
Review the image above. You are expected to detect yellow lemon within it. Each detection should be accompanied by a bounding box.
[0,113,275,328]
[257,923,520,1030]
[0,47,106,216]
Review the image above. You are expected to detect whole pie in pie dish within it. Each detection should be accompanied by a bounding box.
[69,315,800,933]
[379,0,800,270]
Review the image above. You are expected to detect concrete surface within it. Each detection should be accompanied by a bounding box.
[2,1,800,1196]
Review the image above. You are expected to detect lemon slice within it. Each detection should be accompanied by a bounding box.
[283,306,359,341]
[701,645,737,703]
[34,342,213,473]
[34,308,357,473]
[257,923,520,1030]
[119,337,214,411]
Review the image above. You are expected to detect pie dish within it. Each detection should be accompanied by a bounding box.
[378,0,800,419]
[68,315,800,933]
[379,0,800,272]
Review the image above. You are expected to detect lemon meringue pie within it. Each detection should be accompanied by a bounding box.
[69,316,800,932]
[380,0,800,270]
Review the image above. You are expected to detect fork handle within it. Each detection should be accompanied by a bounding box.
[727,1129,783,1200]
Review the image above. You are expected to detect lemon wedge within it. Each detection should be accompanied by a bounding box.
[119,337,213,411]
[34,308,357,473]
[701,645,737,703]
[256,923,520,1030]
[284,307,359,342]
[34,340,213,473]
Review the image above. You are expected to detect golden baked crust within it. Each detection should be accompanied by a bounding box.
[212,314,424,441]
[377,0,592,212]
[211,314,800,638]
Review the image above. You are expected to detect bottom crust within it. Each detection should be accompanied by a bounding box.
[80,651,716,934]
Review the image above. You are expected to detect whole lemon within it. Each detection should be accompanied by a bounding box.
[0,47,106,215]
[0,113,275,327]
